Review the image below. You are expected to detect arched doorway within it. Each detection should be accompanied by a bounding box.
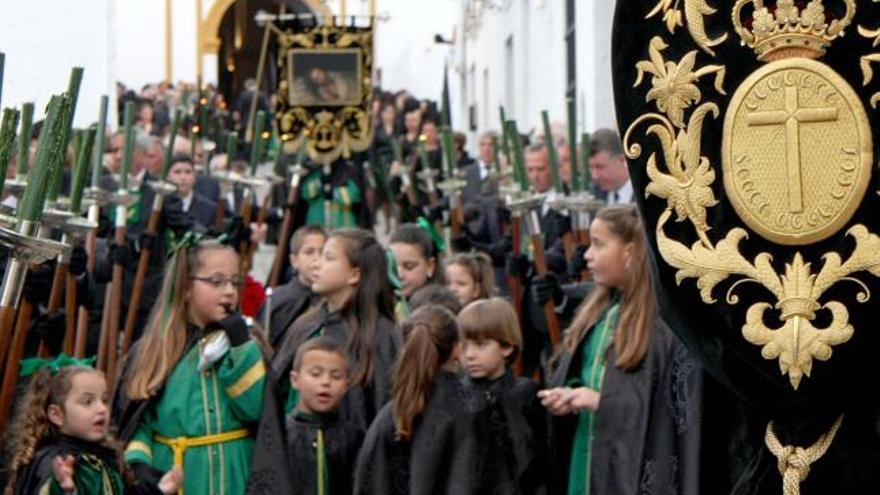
[201,0,331,106]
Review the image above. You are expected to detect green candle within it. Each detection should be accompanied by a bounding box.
[416,138,431,172]
[498,107,514,181]
[567,97,581,192]
[161,108,182,179]
[249,110,266,176]
[69,128,94,213]
[440,125,456,179]
[91,95,108,188]
[17,102,33,176]
[225,132,238,169]
[64,68,84,145]
[0,108,20,196]
[18,95,63,223]
[505,120,529,193]
[0,53,4,107]
[541,110,563,193]
[581,132,591,192]
[391,136,403,165]
[46,96,72,203]
[120,101,136,191]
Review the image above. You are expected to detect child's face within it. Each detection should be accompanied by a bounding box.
[311,237,360,297]
[290,234,326,286]
[187,249,240,327]
[444,264,479,307]
[291,350,349,414]
[462,339,512,380]
[585,218,633,290]
[48,371,109,442]
[390,242,435,297]
[168,161,196,197]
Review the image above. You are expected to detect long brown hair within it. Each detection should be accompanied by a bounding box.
[328,228,396,386]
[125,241,238,400]
[563,205,655,371]
[4,367,113,494]
[393,305,459,440]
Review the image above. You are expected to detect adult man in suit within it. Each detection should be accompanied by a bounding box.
[588,128,633,204]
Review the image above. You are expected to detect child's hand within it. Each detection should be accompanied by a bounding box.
[51,454,77,493]
[538,387,575,416]
[567,387,601,412]
[158,467,183,494]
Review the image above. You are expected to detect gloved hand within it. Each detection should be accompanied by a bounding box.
[532,273,565,306]
[567,244,588,280]
[506,253,530,278]
[69,246,88,276]
[487,237,513,265]
[22,264,54,302]
[451,234,472,253]
[137,231,158,254]
[208,313,249,346]
[162,195,193,236]
[108,242,130,266]
[227,216,252,248]
[32,309,67,355]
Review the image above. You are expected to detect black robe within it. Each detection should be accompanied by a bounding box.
[249,306,401,493]
[256,275,316,349]
[547,319,703,495]
[465,372,550,495]
[254,410,363,495]
[353,371,495,495]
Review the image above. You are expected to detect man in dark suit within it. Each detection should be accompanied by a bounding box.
[166,153,219,230]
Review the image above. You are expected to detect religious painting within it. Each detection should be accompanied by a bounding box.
[288,49,362,106]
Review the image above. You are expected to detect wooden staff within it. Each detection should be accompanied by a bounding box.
[439,126,464,239]
[391,137,418,207]
[268,140,307,288]
[215,133,238,228]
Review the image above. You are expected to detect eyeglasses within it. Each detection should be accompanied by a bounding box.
[191,275,245,289]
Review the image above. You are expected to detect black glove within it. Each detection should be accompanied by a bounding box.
[109,242,131,266]
[138,231,158,253]
[130,461,164,486]
[506,253,529,278]
[22,264,54,302]
[487,237,513,265]
[497,206,512,226]
[451,234,472,253]
[567,244,588,280]
[69,246,88,276]
[31,309,67,355]
[208,313,250,346]
[532,273,564,306]
[227,216,252,248]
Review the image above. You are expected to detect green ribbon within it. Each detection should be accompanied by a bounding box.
[385,248,403,291]
[416,216,446,253]
[20,353,96,377]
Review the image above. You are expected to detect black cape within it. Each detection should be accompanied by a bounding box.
[353,371,495,495]
[249,306,401,493]
[547,319,703,495]
[256,276,316,349]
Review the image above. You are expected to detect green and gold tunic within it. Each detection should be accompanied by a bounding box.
[301,171,361,228]
[124,332,266,495]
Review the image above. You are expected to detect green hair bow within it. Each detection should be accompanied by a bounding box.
[416,216,446,253]
[19,353,96,377]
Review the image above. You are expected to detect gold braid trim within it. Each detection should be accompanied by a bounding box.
[764,415,844,495]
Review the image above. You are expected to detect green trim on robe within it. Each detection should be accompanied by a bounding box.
[124,333,266,495]
[300,172,361,228]
[38,454,124,495]
[566,300,621,495]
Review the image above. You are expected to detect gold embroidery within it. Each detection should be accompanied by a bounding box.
[645,0,729,55]
[858,24,880,108]
[225,360,266,398]
[634,36,726,127]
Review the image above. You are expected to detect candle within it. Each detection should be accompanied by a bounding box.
[498,107,514,181]
[225,132,238,176]
[581,132,591,192]
[16,102,33,176]
[0,108,20,196]
[0,53,4,107]
[161,108,182,179]
[567,97,581,192]
[46,96,72,203]
[69,129,94,213]
[505,120,529,193]
[64,68,84,145]
[18,95,63,223]
[249,111,266,176]
[440,125,456,179]
[120,101,136,191]
[416,138,430,173]
[91,95,108,188]
[541,110,563,193]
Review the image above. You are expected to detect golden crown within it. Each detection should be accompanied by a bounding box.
[732,0,855,61]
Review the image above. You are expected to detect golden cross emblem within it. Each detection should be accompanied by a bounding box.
[745,85,839,213]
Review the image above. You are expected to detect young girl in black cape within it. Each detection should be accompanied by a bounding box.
[539,205,695,495]
[5,361,181,494]
[248,228,401,493]
[354,304,496,495]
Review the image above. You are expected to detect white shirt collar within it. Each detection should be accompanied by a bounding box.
[610,179,633,204]
[180,191,194,212]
